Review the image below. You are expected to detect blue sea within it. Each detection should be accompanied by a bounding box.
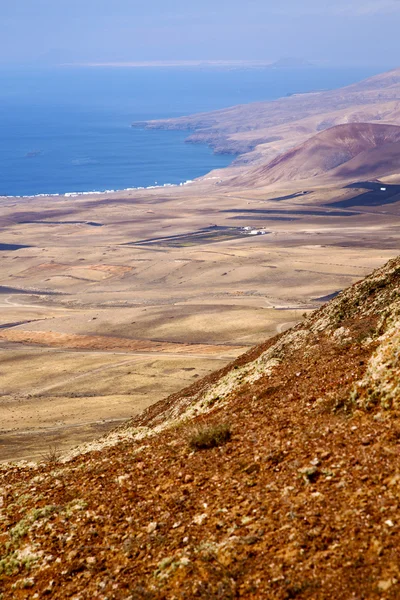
[0,65,386,197]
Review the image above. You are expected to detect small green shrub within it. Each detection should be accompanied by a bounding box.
[188,423,231,451]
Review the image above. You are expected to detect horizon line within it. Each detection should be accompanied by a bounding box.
[61,59,280,68]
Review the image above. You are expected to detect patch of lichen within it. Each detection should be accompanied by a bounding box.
[0,549,37,576]
[351,318,400,411]
[10,505,57,544]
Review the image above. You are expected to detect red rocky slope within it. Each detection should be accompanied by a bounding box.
[1,256,400,599]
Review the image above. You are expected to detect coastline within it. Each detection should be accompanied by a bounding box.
[0,179,201,201]
[2,67,385,200]
[4,66,397,201]
[131,67,400,177]
[131,121,253,157]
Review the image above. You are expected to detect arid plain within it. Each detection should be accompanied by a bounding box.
[2,68,400,462]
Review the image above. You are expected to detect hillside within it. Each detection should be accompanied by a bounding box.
[1,254,400,598]
[228,123,400,186]
[133,67,400,169]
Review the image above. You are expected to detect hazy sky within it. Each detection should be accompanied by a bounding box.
[1,0,400,66]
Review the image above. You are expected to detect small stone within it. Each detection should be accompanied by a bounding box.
[311,491,324,498]
[385,519,394,527]
[241,535,259,545]
[147,521,158,534]
[67,550,78,562]
[387,475,400,486]
[299,466,319,483]
[193,513,207,525]
[184,474,193,483]
[116,474,129,485]
[241,516,253,525]
[378,579,394,591]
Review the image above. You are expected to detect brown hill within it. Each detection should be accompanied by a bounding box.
[230,123,400,186]
[1,256,400,598]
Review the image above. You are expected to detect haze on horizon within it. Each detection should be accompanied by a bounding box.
[1,0,400,68]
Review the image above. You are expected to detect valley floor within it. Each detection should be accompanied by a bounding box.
[1,177,400,461]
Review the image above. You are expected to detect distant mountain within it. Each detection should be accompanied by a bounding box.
[269,57,314,68]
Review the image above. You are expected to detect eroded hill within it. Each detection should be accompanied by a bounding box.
[229,123,400,186]
[1,254,400,598]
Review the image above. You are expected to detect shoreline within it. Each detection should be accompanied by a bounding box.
[0,127,232,201]
[1,66,393,203]
[0,179,203,201]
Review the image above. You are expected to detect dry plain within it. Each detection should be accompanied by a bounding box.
[1,173,400,461]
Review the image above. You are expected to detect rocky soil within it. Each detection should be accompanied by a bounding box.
[1,256,400,598]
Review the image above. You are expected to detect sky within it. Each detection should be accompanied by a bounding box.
[1,0,400,66]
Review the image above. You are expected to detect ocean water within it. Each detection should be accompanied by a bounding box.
[0,65,385,197]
